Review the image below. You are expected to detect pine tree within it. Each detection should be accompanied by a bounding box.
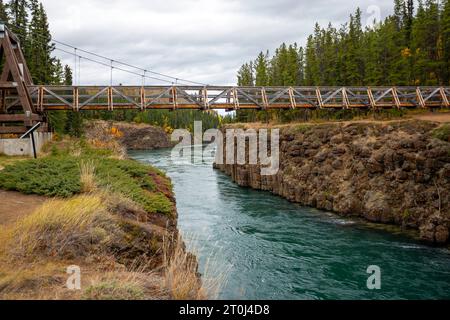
[64,64,73,85]
[442,0,450,83]
[411,0,441,85]
[28,2,56,84]
[237,62,254,86]
[403,0,414,43]
[64,65,83,137]
[305,35,318,85]
[345,8,364,85]
[297,46,305,85]
[254,51,269,86]
[236,62,255,122]
[286,43,300,85]
[7,0,28,45]
[0,0,9,24]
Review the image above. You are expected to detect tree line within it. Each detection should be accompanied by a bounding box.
[0,0,82,135]
[236,0,450,122]
[84,109,233,134]
[0,0,72,85]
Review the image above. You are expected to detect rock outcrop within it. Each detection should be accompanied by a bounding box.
[214,121,450,245]
[85,120,172,150]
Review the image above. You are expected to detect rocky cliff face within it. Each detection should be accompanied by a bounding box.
[85,120,172,150]
[214,121,450,245]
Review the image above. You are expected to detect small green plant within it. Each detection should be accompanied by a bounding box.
[295,124,311,133]
[402,209,411,219]
[432,124,450,142]
[83,280,145,300]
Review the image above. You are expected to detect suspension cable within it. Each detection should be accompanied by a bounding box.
[9,24,210,86]
[54,46,191,85]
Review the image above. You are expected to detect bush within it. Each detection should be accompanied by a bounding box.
[0,141,174,215]
[432,124,450,142]
[83,280,146,300]
[0,157,81,197]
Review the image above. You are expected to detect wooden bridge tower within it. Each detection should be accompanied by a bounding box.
[0,22,45,135]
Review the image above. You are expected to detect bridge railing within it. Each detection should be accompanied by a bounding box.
[16,85,450,111]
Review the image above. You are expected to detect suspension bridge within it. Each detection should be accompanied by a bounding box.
[1,23,450,134]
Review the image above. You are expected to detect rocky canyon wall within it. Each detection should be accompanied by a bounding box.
[214,121,450,245]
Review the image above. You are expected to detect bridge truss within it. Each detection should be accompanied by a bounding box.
[23,85,450,112]
[1,24,450,134]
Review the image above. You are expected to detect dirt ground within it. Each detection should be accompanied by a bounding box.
[0,190,47,226]
[411,112,450,123]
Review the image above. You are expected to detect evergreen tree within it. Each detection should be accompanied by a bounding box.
[0,0,9,24]
[254,51,269,86]
[28,2,56,84]
[64,64,72,84]
[237,62,254,86]
[403,0,414,43]
[7,0,28,45]
[442,0,450,83]
[63,65,83,137]
[305,35,318,85]
[411,0,441,84]
[236,62,255,122]
[345,8,364,85]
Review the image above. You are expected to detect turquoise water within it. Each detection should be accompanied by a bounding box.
[130,148,450,300]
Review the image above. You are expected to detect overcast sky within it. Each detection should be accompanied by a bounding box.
[41,0,394,86]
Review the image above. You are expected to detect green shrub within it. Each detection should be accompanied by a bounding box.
[0,157,81,197]
[95,159,173,214]
[146,193,173,215]
[432,124,450,142]
[0,142,174,215]
[295,124,311,133]
[83,280,145,300]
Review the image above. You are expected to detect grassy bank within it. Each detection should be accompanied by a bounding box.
[0,138,203,300]
[0,139,174,215]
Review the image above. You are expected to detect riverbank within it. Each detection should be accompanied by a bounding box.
[0,134,202,300]
[214,120,450,245]
[84,120,173,150]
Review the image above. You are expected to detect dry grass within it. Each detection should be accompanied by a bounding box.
[0,155,29,169]
[0,260,83,300]
[160,234,230,300]
[81,261,171,300]
[162,234,204,300]
[79,160,96,193]
[88,138,127,160]
[178,235,231,300]
[83,278,146,300]
[197,250,230,300]
[0,194,208,300]
[0,195,121,261]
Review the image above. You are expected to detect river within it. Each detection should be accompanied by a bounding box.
[130,147,450,300]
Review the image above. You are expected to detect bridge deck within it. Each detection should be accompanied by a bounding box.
[4,86,450,111]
